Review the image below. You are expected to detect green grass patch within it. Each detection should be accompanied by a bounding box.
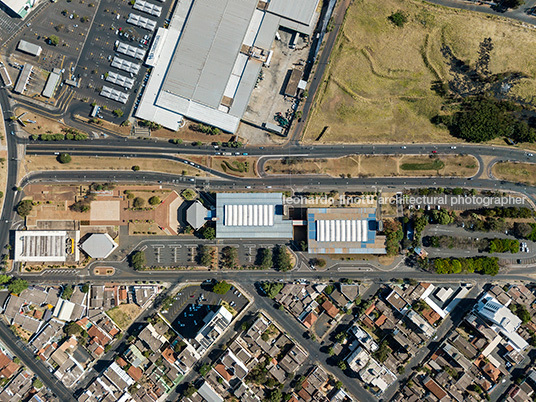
[401,159,444,171]
[221,160,249,173]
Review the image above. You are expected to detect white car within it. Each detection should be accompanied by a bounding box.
[450,146,457,149]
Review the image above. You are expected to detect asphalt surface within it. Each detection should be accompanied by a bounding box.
[0,320,75,401]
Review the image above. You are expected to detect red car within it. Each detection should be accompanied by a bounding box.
[431,150,437,154]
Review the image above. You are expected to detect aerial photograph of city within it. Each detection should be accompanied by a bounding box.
[2,0,536,401]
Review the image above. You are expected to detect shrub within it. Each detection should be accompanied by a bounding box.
[148,196,160,205]
[132,165,140,171]
[388,11,407,27]
[58,153,71,164]
[133,197,145,209]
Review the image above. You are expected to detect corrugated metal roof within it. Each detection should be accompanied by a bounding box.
[216,193,292,239]
[161,0,258,108]
[42,70,61,98]
[267,0,319,26]
[17,40,42,57]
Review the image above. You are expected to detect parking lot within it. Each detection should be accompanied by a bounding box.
[162,283,249,338]
[72,0,174,122]
[143,240,283,269]
[3,0,99,99]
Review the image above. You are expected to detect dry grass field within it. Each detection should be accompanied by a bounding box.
[20,154,211,181]
[304,0,536,144]
[106,304,142,330]
[264,154,478,177]
[492,162,536,185]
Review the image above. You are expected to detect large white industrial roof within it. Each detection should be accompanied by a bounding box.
[267,0,320,26]
[14,230,67,262]
[216,193,292,239]
[135,0,320,133]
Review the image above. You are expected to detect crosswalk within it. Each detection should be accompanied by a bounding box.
[40,269,81,276]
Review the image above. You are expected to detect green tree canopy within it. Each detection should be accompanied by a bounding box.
[16,200,33,217]
[8,278,28,294]
[212,280,231,295]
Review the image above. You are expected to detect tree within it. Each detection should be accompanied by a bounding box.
[198,363,211,376]
[388,11,407,27]
[58,153,71,164]
[183,384,197,398]
[268,389,283,402]
[132,165,140,171]
[212,280,231,295]
[262,282,284,299]
[8,278,27,295]
[274,245,293,271]
[61,285,74,300]
[198,245,212,267]
[257,248,273,269]
[33,378,43,389]
[70,201,90,212]
[221,246,238,269]
[133,197,145,209]
[48,35,59,46]
[337,360,347,371]
[64,321,83,336]
[113,109,123,117]
[148,196,160,205]
[0,275,10,285]
[16,200,33,217]
[81,283,90,293]
[130,250,146,270]
[502,0,524,9]
[201,226,215,240]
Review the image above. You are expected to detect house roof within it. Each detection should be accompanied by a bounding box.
[321,300,339,318]
[302,312,317,328]
[424,378,447,400]
[215,364,233,382]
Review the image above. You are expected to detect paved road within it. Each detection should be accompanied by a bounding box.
[289,0,352,144]
[427,0,536,24]
[0,320,75,401]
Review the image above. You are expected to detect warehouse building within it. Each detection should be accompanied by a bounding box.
[13,63,32,94]
[0,63,12,87]
[136,0,320,133]
[17,39,41,56]
[307,208,386,254]
[14,230,80,263]
[216,193,292,239]
[0,0,38,18]
[42,68,61,98]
